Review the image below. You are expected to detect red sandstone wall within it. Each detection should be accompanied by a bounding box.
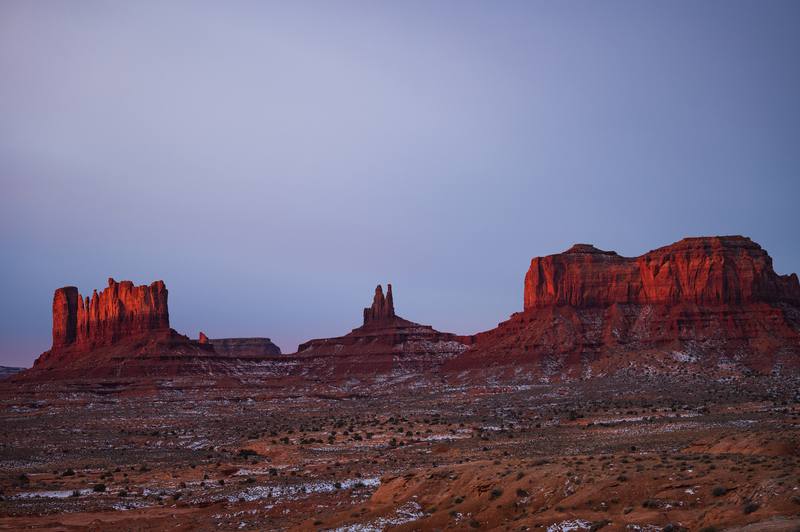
[52,278,170,350]
[524,236,800,309]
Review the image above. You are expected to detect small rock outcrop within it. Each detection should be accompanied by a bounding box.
[207,337,281,357]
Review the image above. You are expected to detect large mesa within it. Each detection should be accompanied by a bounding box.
[450,236,800,378]
[524,236,800,308]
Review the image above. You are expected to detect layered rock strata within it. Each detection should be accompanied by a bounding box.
[297,284,470,376]
[450,236,800,378]
[22,279,282,381]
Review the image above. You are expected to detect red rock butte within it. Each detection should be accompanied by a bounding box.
[20,278,283,381]
[363,284,395,325]
[52,278,170,351]
[296,284,470,376]
[524,236,800,308]
[449,236,800,377]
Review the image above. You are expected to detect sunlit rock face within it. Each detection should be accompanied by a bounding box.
[450,236,800,379]
[21,279,283,381]
[51,278,170,350]
[524,236,800,309]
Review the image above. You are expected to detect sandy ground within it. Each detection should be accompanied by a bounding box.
[0,374,798,531]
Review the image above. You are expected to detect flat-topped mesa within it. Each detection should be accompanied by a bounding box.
[52,278,170,350]
[524,236,800,309]
[363,284,396,325]
[207,337,282,357]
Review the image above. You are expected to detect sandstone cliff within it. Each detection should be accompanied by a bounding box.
[524,237,800,308]
[363,284,395,325]
[450,236,800,379]
[52,278,170,350]
[23,279,282,381]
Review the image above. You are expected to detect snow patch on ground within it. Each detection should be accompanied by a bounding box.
[327,500,426,532]
[229,476,381,503]
[547,519,593,532]
[12,489,91,499]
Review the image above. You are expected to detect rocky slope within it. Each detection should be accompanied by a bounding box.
[449,236,800,379]
[296,284,471,377]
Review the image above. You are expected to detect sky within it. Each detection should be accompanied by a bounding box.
[1,1,799,367]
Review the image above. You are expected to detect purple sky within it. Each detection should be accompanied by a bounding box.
[2,1,799,367]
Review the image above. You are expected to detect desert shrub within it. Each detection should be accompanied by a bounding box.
[516,488,529,498]
[490,488,503,500]
[743,502,759,514]
[62,468,75,476]
[118,490,128,497]
[712,486,727,497]
[93,483,106,492]
[698,527,718,532]
[237,449,258,458]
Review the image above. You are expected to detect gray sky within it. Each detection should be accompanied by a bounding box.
[2,1,799,367]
